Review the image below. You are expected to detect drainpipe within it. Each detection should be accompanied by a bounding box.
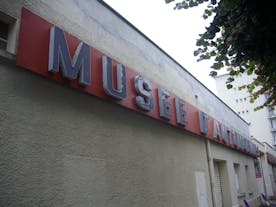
[259,155,268,196]
[205,139,216,206]
[253,139,268,197]
[262,143,270,197]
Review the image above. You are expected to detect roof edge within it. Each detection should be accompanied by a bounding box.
[97,0,250,126]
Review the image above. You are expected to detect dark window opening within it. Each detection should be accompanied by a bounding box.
[0,19,9,50]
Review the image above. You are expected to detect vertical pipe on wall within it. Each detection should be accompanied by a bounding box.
[205,139,216,206]
[260,150,268,196]
[260,156,268,196]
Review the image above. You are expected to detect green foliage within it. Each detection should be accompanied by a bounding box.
[165,0,276,110]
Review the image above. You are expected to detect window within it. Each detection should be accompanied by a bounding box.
[245,165,249,191]
[272,109,276,116]
[271,119,276,130]
[0,19,9,50]
[0,11,17,53]
[234,163,241,192]
[254,159,261,178]
[273,133,276,145]
[214,161,225,207]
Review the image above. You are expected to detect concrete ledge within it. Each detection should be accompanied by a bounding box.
[0,49,16,64]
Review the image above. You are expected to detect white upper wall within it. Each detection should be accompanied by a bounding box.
[215,74,274,145]
[0,0,250,137]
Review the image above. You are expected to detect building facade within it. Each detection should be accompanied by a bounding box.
[0,0,266,206]
[252,138,276,200]
[215,74,276,146]
[215,73,276,200]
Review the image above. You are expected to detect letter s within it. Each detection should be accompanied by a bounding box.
[134,75,154,111]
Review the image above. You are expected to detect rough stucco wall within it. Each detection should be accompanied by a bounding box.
[0,0,250,138]
[261,155,276,197]
[210,142,259,206]
[261,155,274,197]
[0,62,212,206]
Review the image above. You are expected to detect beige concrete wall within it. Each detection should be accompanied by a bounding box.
[251,138,276,201]
[252,140,266,196]
[263,143,276,198]
[256,154,266,196]
[209,142,260,207]
[262,157,276,198]
[0,61,212,206]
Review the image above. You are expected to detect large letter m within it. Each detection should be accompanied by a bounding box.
[48,26,91,86]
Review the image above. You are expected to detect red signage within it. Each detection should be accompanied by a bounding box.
[16,8,259,157]
[254,159,262,178]
[267,153,276,165]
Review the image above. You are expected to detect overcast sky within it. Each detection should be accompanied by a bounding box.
[104,0,217,93]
